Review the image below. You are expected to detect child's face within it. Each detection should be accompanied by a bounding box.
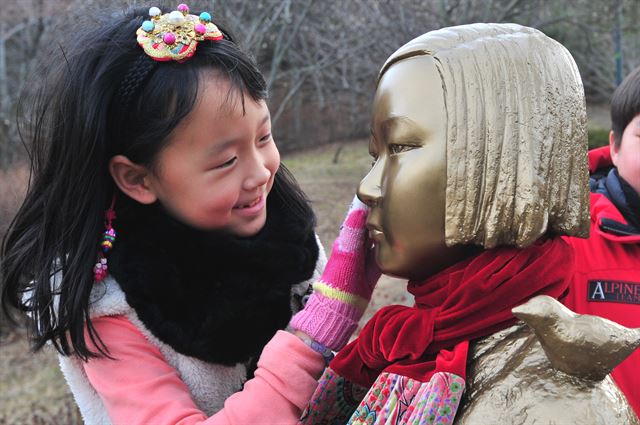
[147,76,280,236]
[611,113,640,195]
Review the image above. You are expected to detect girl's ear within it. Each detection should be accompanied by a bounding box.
[109,155,158,204]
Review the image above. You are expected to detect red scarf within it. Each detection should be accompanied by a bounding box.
[330,237,573,387]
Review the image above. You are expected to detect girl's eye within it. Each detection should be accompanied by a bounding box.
[259,133,272,144]
[214,157,237,169]
[389,144,416,155]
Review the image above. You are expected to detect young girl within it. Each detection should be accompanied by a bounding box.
[1,5,378,424]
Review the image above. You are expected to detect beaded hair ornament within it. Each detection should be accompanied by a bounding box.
[137,4,223,62]
[94,196,117,282]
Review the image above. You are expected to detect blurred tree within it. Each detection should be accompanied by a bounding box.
[0,0,638,166]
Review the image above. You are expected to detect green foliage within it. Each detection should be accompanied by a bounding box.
[588,128,610,150]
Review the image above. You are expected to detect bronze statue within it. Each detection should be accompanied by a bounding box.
[301,23,640,425]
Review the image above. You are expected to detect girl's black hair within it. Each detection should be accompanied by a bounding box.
[1,7,314,360]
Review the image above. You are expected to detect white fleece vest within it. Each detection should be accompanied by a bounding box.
[59,237,326,425]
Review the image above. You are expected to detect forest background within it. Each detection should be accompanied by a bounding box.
[1,0,639,230]
[0,0,638,423]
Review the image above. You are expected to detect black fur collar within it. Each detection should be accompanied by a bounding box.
[107,189,318,365]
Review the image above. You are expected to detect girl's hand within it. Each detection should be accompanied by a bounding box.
[289,195,381,351]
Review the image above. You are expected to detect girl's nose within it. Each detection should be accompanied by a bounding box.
[357,160,383,207]
[243,153,272,191]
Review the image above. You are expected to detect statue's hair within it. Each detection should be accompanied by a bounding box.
[379,23,590,248]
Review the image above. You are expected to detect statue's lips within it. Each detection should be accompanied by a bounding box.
[366,211,384,241]
[367,227,384,241]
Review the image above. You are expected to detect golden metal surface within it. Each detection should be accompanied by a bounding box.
[457,321,640,425]
[358,56,477,280]
[359,23,590,262]
[513,295,640,381]
[355,23,635,422]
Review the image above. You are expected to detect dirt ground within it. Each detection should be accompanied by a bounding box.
[0,139,413,424]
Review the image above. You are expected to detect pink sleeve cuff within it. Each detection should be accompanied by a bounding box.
[289,294,361,351]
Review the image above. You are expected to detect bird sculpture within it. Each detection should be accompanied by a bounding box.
[512,295,640,381]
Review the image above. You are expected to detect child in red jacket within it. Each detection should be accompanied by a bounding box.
[564,66,640,417]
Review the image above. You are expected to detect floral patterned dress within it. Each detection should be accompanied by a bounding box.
[300,368,465,425]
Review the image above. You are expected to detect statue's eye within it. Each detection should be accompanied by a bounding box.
[389,144,416,155]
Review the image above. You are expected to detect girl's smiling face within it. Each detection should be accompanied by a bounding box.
[143,74,279,236]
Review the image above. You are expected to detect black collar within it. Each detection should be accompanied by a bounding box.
[107,190,319,365]
[595,168,640,232]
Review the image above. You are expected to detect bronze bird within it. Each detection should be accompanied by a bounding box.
[512,295,640,381]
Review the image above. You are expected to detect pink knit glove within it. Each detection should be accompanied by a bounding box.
[290,196,381,351]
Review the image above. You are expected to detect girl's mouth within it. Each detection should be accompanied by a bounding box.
[235,196,262,209]
[233,195,266,216]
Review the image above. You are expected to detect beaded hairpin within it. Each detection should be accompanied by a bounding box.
[137,4,223,62]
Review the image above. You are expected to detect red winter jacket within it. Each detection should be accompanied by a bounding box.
[563,146,640,417]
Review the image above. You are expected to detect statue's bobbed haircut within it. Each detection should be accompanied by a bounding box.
[380,23,590,248]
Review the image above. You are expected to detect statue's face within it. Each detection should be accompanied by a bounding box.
[358,56,472,281]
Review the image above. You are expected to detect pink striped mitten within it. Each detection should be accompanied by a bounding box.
[290,195,381,351]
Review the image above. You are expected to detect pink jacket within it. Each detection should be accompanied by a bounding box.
[83,315,324,424]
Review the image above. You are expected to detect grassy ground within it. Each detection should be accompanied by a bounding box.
[0,139,411,424]
[0,164,83,424]
[587,103,611,149]
[0,332,83,424]
[285,139,373,247]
